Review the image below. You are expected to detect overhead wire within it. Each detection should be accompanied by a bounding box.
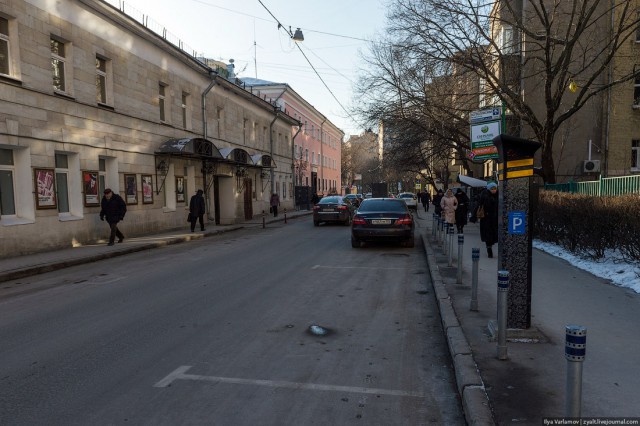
[257,0,370,131]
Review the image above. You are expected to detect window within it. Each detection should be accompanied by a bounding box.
[634,75,640,107]
[498,26,516,55]
[632,140,640,170]
[0,149,15,215]
[305,149,309,162]
[182,92,189,129]
[0,17,10,75]
[159,83,166,122]
[55,153,69,214]
[96,56,107,103]
[51,37,67,92]
[282,181,286,199]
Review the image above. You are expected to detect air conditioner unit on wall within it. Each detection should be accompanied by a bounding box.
[583,160,600,173]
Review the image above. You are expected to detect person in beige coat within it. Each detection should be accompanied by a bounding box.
[440,188,458,225]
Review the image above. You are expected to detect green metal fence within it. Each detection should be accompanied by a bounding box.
[544,175,640,196]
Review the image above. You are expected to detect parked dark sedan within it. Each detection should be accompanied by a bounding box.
[351,198,415,247]
[313,196,356,226]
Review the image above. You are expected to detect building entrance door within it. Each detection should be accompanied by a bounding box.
[243,178,253,220]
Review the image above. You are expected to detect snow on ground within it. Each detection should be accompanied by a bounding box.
[533,240,640,294]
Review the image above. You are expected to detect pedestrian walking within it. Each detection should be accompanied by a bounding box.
[432,189,444,217]
[476,182,499,258]
[189,189,206,232]
[440,188,458,225]
[454,188,470,233]
[420,191,431,212]
[311,192,320,205]
[270,192,280,217]
[99,188,126,246]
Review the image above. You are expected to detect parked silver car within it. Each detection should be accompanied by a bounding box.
[397,192,418,209]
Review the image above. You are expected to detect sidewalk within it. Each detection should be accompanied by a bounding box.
[413,210,640,425]
[0,210,312,297]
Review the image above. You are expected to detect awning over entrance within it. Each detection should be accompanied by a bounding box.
[156,138,223,159]
[251,154,276,168]
[457,173,489,188]
[219,147,251,164]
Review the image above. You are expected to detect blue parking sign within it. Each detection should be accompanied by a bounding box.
[508,211,526,235]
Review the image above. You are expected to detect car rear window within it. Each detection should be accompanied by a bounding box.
[319,196,343,204]
[399,194,412,198]
[358,199,407,213]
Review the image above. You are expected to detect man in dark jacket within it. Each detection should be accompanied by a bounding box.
[100,188,127,246]
[189,189,206,232]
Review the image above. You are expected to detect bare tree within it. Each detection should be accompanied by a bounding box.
[383,0,640,183]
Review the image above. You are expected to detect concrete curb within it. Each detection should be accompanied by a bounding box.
[421,234,495,426]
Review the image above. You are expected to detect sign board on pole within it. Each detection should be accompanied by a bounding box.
[470,108,501,161]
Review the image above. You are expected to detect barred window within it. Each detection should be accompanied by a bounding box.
[51,37,66,92]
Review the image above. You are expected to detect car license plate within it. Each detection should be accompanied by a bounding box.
[371,219,391,225]
[323,209,334,212]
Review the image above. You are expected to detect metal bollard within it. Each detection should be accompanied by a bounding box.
[262,210,266,229]
[432,213,437,238]
[497,270,509,360]
[447,224,455,266]
[443,223,449,255]
[456,234,464,283]
[284,208,287,224]
[470,248,479,310]
[565,325,587,417]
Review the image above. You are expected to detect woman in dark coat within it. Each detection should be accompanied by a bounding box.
[477,182,499,257]
[432,189,444,216]
[454,188,470,234]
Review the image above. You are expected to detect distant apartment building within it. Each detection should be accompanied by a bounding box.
[0,0,298,256]
[483,0,640,182]
[241,78,343,197]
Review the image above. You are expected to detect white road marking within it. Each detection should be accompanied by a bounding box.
[154,365,425,398]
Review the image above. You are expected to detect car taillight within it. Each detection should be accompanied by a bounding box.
[396,214,412,225]
[313,205,321,211]
[352,215,366,225]
[339,205,348,211]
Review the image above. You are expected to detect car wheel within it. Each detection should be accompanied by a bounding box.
[351,237,360,248]
[314,220,320,226]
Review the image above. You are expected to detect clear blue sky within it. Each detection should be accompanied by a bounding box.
[120,0,389,138]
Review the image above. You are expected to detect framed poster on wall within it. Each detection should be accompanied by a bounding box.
[83,170,100,206]
[34,168,57,209]
[124,174,138,204]
[176,176,185,203]
[141,174,153,204]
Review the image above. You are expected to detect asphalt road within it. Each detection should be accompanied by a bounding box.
[0,216,464,426]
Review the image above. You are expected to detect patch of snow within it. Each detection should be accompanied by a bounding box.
[533,240,640,294]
